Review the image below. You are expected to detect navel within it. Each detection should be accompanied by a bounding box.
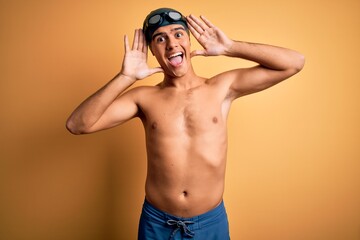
[182,191,188,197]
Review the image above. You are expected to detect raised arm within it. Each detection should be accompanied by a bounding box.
[186,15,305,99]
[66,29,163,134]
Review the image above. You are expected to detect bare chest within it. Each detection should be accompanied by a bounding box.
[140,87,229,134]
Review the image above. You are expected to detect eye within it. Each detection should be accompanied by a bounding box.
[156,36,166,43]
[175,32,183,38]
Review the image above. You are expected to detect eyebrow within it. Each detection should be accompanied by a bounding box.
[152,27,186,41]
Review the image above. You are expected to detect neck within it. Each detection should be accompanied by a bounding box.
[161,67,203,90]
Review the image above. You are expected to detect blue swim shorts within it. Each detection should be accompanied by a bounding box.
[138,199,230,240]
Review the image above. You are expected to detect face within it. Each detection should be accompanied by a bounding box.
[149,24,191,78]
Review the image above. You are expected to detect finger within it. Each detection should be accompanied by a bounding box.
[144,42,148,59]
[139,29,147,52]
[137,29,144,51]
[132,29,139,50]
[124,35,130,53]
[187,22,201,39]
[139,29,148,59]
[200,15,215,28]
[188,14,208,32]
[186,16,203,37]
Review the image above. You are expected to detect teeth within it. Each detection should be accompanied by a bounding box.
[168,52,183,58]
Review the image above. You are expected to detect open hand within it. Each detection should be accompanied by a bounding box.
[121,29,163,80]
[186,15,233,58]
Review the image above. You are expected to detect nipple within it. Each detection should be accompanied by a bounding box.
[212,117,218,123]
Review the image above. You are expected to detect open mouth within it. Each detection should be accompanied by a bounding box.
[168,52,184,66]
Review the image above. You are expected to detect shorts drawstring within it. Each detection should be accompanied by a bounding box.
[167,219,195,239]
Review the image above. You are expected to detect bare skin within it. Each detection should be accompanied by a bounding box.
[66,15,305,217]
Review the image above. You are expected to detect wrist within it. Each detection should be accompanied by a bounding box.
[223,39,236,56]
[118,72,137,83]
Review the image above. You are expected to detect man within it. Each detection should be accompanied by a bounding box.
[66,7,304,240]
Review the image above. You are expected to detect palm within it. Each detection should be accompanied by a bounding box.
[122,49,151,80]
[121,29,163,80]
[197,28,229,56]
[187,15,233,57]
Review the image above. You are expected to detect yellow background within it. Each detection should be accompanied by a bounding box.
[1,0,359,239]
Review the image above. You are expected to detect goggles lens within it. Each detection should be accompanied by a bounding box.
[148,15,161,25]
[148,11,183,26]
[168,11,182,20]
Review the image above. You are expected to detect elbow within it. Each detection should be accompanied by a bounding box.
[285,53,305,78]
[293,53,305,73]
[65,118,86,135]
[279,53,305,82]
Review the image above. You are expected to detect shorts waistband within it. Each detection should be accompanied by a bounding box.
[141,198,227,230]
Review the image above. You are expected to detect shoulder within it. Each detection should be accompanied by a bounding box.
[206,70,241,91]
[206,68,250,100]
[125,84,160,96]
[210,68,247,83]
[123,84,162,104]
[200,73,233,100]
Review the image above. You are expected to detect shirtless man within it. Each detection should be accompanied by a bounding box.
[66,8,304,240]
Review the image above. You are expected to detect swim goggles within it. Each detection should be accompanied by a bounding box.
[143,9,188,43]
[146,11,185,27]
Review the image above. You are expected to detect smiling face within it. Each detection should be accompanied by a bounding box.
[149,24,192,78]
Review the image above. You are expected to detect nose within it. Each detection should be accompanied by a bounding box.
[166,36,178,51]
